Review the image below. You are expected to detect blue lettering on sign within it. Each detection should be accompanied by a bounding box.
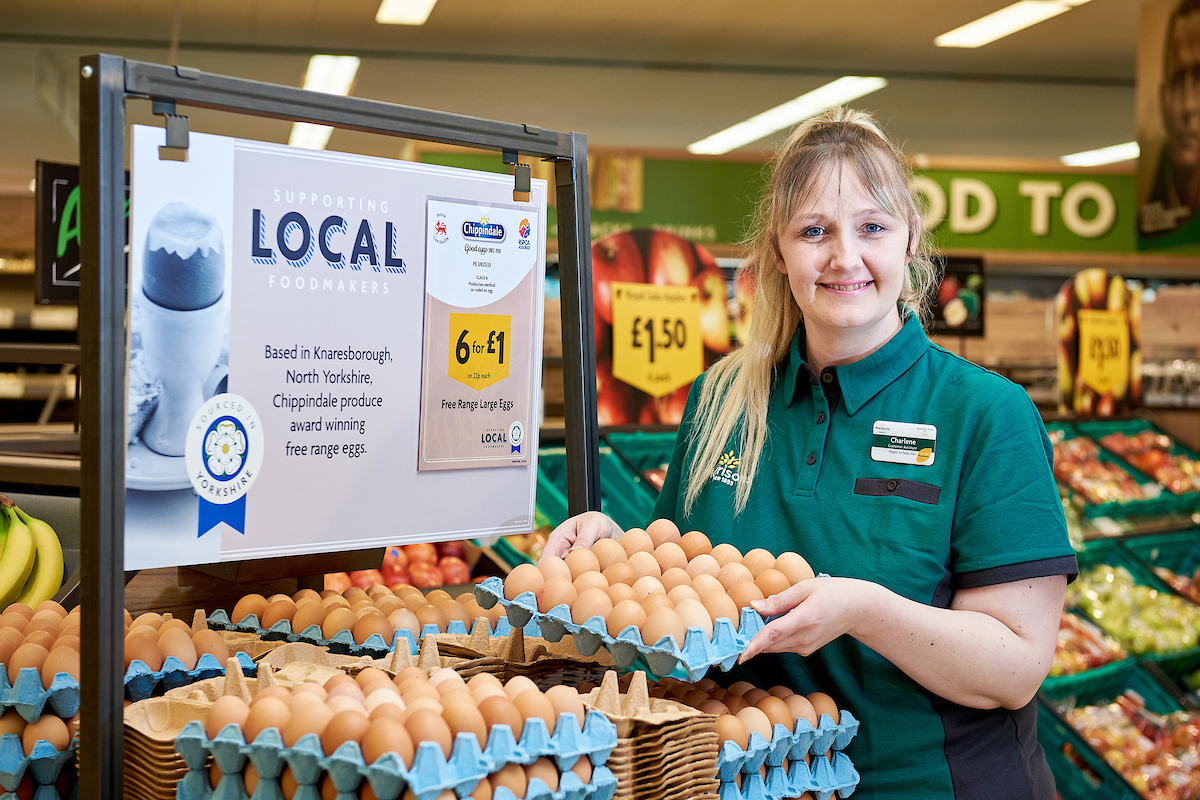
[462,221,505,242]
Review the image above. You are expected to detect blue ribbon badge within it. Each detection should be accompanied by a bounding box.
[186,394,264,539]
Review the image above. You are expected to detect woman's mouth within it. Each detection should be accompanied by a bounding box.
[820,280,873,294]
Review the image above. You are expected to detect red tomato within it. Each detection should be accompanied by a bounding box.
[349,569,382,589]
[436,541,466,560]
[438,556,471,585]
[403,543,439,565]
[409,561,444,588]
[324,572,352,592]
[382,546,409,570]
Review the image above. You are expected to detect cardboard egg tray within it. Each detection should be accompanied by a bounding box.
[474,576,766,681]
[0,669,79,722]
[717,753,859,800]
[0,732,77,792]
[206,608,543,660]
[174,708,617,800]
[123,696,209,800]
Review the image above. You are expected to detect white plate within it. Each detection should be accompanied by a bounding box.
[126,439,191,491]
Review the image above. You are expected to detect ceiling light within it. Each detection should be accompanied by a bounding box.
[288,55,360,150]
[1060,141,1139,167]
[687,76,888,155]
[376,0,438,25]
[935,0,1091,48]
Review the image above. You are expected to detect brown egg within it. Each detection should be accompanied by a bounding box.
[22,715,68,754]
[362,716,415,767]
[130,612,165,630]
[491,763,526,798]
[701,591,740,628]
[157,628,198,670]
[22,618,59,640]
[0,710,25,738]
[667,585,700,607]
[387,608,421,642]
[619,552,655,582]
[404,708,453,758]
[619,528,653,557]
[727,681,756,696]
[354,667,390,690]
[679,530,712,560]
[684,554,720,581]
[0,626,23,648]
[231,595,269,624]
[742,549,777,578]
[757,696,794,731]
[767,684,793,698]
[755,569,791,598]
[688,575,722,600]
[631,576,666,599]
[537,576,578,613]
[294,682,329,700]
[293,588,322,604]
[571,588,613,625]
[807,692,839,724]
[187,630,228,664]
[33,601,66,619]
[545,685,585,728]
[478,695,523,740]
[606,582,637,606]
[716,563,753,591]
[775,552,816,584]
[282,701,333,746]
[736,707,773,742]
[504,563,545,601]
[646,518,681,548]
[280,767,300,800]
[5,602,34,620]
[243,697,291,744]
[21,630,54,652]
[375,595,405,617]
[369,702,406,723]
[322,709,370,755]
[601,562,636,587]
[51,634,80,652]
[157,618,192,638]
[260,600,298,629]
[353,614,394,646]
[673,598,714,639]
[205,695,251,739]
[742,688,769,706]
[291,602,327,635]
[658,568,690,594]
[441,691,489,744]
[414,604,449,633]
[728,580,765,611]
[322,594,352,610]
[243,763,260,795]
[526,757,559,792]
[652,542,688,573]
[564,548,600,580]
[327,681,366,704]
[514,689,557,733]
[785,694,818,727]
[29,609,64,630]
[321,607,359,640]
[698,698,730,716]
[0,612,28,633]
[710,543,743,567]
[469,776,493,800]
[572,571,608,595]
[7,643,47,684]
[639,593,674,615]
[570,757,593,784]
[715,714,748,749]
[641,607,686,647]
[725,698,749,715]
[503,676,538,701]
[425,589,452,605]
[536,555,571,582]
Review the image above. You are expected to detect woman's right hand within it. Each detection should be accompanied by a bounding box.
[540,511,624,561]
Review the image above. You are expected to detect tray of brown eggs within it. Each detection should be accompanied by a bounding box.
[172,667,618,800]
[475,520,815,682]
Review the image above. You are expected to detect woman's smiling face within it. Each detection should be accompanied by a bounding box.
[777,159,913,347]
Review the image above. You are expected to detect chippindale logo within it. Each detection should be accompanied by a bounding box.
[463,217,505,242]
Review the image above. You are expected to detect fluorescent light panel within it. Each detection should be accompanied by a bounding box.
[687,76,888,155]
[376,0,438,25]
[1061,141,1139,167]
[935,0,1091,48]
[289,55,360,150]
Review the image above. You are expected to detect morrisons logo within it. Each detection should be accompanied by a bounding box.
[712,450,740,486]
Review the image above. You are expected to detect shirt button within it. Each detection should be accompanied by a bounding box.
[806,454,816,466]
[886,479,899,492]
[816,413,826,424]
[822,372,833,384]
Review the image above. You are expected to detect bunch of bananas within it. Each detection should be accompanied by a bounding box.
[0,494,64,610]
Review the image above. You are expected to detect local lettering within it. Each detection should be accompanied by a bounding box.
[251,208,407,274]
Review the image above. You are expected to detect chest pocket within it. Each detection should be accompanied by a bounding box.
[854,477,940,505]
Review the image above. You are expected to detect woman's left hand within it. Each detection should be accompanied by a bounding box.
[739,577,882,661]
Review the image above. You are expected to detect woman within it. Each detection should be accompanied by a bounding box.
[544,108,1077,800]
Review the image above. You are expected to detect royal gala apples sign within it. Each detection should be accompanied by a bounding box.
[592,230,734,426]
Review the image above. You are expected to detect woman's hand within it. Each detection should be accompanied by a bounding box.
[739,577,878,661]
[540,511,624,561]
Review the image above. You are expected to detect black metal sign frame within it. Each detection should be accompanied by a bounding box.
[78,53,600,799]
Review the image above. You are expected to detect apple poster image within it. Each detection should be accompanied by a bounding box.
[125,130,234,569]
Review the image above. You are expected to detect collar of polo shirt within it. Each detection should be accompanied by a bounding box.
[782,312,929,415]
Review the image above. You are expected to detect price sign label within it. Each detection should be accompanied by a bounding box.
[1077,308,1130,397]
[448,313,511,390]
[611,281,703,397]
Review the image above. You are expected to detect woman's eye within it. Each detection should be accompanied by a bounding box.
[800,226,824,237]
[863,222,884,233]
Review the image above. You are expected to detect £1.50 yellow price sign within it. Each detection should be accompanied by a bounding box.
[611,281,703,397]
[448,313,511,390]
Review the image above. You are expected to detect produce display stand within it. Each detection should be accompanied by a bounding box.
[77,53,601,799]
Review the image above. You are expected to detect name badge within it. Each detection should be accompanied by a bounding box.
[872,420,936,465]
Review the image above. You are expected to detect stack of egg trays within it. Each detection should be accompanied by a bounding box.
[474,576,766,681]
[174,709,618,800]
[0,732,78,795]
[715,712,860,800]
[124,652,258,703]
[206,610,543,660]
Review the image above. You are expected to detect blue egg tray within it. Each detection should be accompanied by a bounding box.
[0,732,77,792]
[206,610,543,660]
[718,753,859,800]
[715,712,859,800]
[175,709,617,800]
[124,652,258,703]
[0,669,79,723]
[474,576,767,681]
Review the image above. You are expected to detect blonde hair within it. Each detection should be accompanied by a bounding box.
[683,107,937,515]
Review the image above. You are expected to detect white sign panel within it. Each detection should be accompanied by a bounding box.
[125,126,546,570]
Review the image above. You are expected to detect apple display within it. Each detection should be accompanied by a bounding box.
[592,231,646,325]
[646,230,695,287]
[734,268,756,345]
[693,267,731,354]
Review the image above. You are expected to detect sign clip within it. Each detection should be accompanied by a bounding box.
[153,99,189,162]
[502,149,531,200]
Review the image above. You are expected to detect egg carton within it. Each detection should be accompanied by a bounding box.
[0,732,77,792]
[0,787,71,800]
[206,611,542,660]
[125,652,258,703]
[0,669,79,722]
[474,577,767,681]
[718,753,859,800]
[175,709,617,800]
[716,711,859,778]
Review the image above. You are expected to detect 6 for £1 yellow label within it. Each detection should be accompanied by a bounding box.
[448,313,511,390]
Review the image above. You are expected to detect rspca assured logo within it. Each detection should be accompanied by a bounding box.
[432,212,449,245]
[711,450,740,487]
[518,218,531,251]
[463,216,505,242]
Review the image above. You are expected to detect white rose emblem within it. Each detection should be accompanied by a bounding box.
[205,420,246,478]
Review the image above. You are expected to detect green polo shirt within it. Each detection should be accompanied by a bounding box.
[652,314,1077,800]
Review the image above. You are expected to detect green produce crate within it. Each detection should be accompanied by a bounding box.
[1048,424,1173,519]
[536,446,655,532]
[1120,528,1200,599]
[604,431,680,495]
[489,536,534,570]
[1038,660,1184,800]
[1075,418,1200,514]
